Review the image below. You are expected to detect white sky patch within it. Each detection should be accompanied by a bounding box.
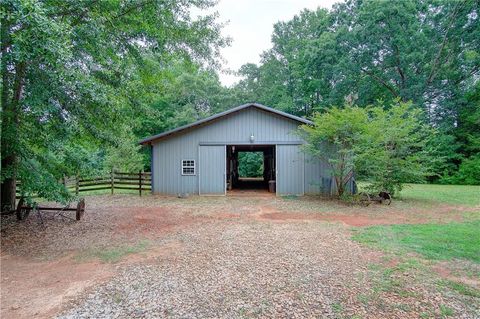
[192,0,338,87]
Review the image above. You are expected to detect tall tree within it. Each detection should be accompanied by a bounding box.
[332,0,480,123]
[0,0,226,209]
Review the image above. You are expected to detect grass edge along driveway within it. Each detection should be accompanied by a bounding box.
[351,220,480,263]
[352,220,480,304]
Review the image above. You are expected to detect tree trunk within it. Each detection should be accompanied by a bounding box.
[0,102,18,210]
[337,179,344,197]
[334,175,344,197]
[0,158,16,211]
[0,9,11,211]
[0,61,25,211]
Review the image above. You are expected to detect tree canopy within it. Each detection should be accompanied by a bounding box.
[1,0,228,208]
[231,0,479,184]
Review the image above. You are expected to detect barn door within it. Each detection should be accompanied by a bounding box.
[276,145,304,195]
[199,145,226,195]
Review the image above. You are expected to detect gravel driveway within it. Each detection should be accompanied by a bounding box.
[2,195,478,318]
[59,221,377,318]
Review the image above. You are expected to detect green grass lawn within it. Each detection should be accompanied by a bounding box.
[352,220,480,263]
[398,184,480,206]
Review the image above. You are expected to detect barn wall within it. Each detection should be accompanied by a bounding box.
[304,154,333,195]
[151,107,333,195]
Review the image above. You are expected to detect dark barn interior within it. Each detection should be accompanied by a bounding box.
[226,145,276,193]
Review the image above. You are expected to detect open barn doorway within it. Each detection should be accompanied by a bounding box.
[226,145,276,195]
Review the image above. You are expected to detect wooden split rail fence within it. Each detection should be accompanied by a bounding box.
[67,170,152,196]
[16,170,151,198]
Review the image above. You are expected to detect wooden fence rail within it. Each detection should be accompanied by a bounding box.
[16,170,152,198]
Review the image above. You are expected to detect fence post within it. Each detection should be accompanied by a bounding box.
[111,168,114,195]
[75,175,79,195]
[139,170,143,197]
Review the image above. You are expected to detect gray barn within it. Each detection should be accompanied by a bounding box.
[140,103,343,196]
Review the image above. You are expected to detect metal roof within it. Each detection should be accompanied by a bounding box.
[139,103,312,145]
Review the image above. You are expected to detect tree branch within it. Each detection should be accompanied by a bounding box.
[360,68,399,97]
[392,44,406,89]
[112,0,157,21]
[11,62,26,107]
[426,0,466,85]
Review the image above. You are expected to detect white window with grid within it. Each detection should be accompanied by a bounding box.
[181,159,195,175]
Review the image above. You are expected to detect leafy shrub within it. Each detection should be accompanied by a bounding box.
[300,101,434,196]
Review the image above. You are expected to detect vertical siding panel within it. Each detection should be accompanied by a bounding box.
[257,110,262,140]
[172,142,175,192]
[248,109,252,141]
[167,141,172,194]
[159,144,164,193]
[261,111,266,140]
[237,111,242,141]
[153,144,157,193]
[266,114,270,140]
[278,116,282,140]
[162,144,166,192]
[304,153,324,194]
[154,144,158,193]
[271,114,276,140]
[170,141,175,193]
[248,109,253,142]
[159,144,164,192]
[161,144,165,193]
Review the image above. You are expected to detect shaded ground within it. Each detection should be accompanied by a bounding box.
[1,194,479,318]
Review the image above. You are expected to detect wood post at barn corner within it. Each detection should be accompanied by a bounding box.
[138,169,144,196]
[111,168,114,195]
[138,170,141,196]
[75,175,79,195]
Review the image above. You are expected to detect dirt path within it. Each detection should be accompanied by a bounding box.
[1,254,113,318]
[1,240,184,319]
[0,197,197,319]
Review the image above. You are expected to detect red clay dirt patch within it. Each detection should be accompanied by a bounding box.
[0,240,182,319]
[1,254,113,319]
[1,202,193,319]
[432,262,480,289]
[256,200,477,226]
[114,206,201,236]
[259,212,401,227]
